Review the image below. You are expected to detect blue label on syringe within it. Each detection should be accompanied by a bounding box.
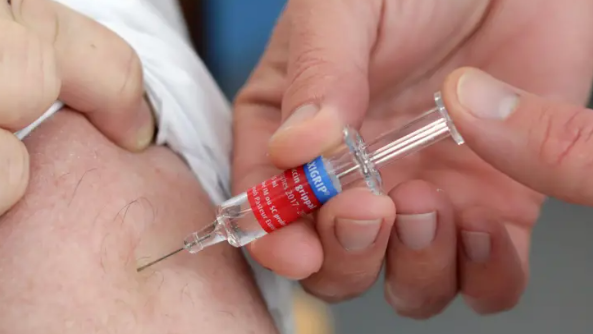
[304,156,340,204]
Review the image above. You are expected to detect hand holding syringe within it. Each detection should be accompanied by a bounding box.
[137,92,464,272]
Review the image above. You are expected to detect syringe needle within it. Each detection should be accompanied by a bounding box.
[136,223,218,272]
[137,247,185,272]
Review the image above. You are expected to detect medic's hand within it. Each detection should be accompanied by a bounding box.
[233,0,593,318]
[0,0,153,216]
[443,67,593,207]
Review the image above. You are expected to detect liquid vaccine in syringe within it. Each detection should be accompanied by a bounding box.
[137,92,464,271]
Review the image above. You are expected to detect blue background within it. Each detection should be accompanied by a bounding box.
[202,1,286,99]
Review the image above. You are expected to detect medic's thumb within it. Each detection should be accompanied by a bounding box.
[442,67,593,205]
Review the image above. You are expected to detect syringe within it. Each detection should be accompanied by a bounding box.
[136,92,464,272]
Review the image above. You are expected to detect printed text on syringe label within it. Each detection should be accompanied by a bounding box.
[247,165,321,233]
[305,159,333,200]
[246,156,339,233]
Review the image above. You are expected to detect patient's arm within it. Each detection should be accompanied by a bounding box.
[0,109,278,334]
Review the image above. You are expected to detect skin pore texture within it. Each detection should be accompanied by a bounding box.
[0,110,278,334]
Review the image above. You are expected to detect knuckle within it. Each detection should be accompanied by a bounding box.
[0,22,59,128]
[291,46,332,79]
[536,105,593,168]
[341,269,380,292]
[534,105,593,197]
[284,49,336,108]
[234,66,285,116]
[0,131,29,213]
[389,256,454,289]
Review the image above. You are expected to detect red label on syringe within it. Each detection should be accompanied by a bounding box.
[247,156,340,233]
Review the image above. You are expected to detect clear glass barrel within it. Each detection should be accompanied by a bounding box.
[367,94,464,171]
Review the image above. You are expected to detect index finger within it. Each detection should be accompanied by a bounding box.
[267,0,381,169]
[233,12,324,279]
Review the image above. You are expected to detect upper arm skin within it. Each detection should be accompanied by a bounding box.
[0,110,278,334]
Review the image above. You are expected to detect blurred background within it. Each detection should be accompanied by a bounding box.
[178,1,593,333]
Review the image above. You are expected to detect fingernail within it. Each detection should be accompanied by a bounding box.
[461,231,491,262]
[335,218,382,251]
[136,121,155,149]
[277,104,319,132]
[457,70,519,119]
[395,212,437,250]
[134,100,155,150]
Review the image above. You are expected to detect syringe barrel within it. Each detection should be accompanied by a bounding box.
[197,92,463,251]
[332,92,464,189]
[209,156,341,249]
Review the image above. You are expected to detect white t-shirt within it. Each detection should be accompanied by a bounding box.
[17,1,295,333]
